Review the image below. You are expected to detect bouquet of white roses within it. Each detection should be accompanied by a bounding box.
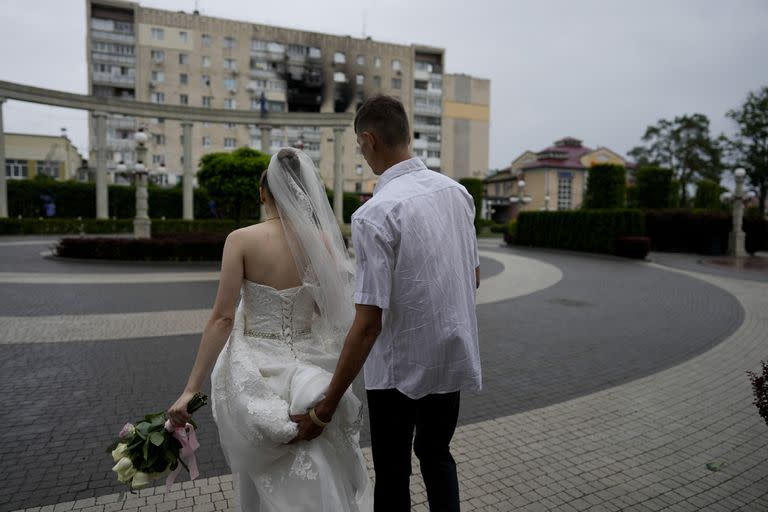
[107,392,208,492]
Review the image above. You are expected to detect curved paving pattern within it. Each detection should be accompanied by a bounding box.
[0,239,749,511]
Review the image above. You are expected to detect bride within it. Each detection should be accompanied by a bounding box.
[167,148,373,511]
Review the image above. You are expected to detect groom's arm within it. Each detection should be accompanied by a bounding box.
[289,304,381,443]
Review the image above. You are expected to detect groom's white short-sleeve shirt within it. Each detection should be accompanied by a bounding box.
[352,157,481,399]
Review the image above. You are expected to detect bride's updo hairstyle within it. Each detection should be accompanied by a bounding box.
[260,148,302,202]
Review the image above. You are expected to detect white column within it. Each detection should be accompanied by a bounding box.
[332,127,344,225]
[182,122,193,220]
[93,111,108,219]
[0,97,7,218]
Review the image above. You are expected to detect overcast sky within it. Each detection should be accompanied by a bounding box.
[1,0,767,171]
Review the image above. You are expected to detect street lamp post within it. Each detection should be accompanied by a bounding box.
[723,168,747,257]
[510,178,532,218]
[117,127,152,239]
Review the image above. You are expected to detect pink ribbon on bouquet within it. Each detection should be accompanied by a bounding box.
[164,420,200,493]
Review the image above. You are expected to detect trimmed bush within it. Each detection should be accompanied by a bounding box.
[0,218,258,236]
[693,179,726,210]
[584,164,626,209]
[7,180,212,219]
[635,166,675,209]
[55,233,227,261]
[514,209,645,255]
[645,209,768,255]
[615,236,651,259]
[503,220,517,245]
[459,178,483,223]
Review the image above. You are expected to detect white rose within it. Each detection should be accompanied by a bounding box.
[111,457,137,484]
[131,471,152,489]
[111,443,129,462]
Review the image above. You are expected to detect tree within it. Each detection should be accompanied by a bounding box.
[197,147,270,226]
[583,164,626,209]
[693,179,726,210]
[629,114,723,207]
[634,166,675,209]
[726,86,768,216]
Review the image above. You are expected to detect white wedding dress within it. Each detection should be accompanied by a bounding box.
[210,279,373,512]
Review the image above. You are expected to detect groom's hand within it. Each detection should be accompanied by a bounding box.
[288,413,324,443]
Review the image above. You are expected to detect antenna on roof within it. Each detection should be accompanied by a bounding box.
[362,9,366,38]
[194,0,200,14]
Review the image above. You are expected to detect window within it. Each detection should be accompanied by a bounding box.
[355,182,362,193]
[224,137,237,148]
[202,56,211,68]
[152,154,164,165]
[268,101,285,112]
[91,18,114,31]
[334,72,347,83]
[374,56,381,68]
[180,94,188,105]
[202,96,212,107]
[179,31,188,43]
[6,159,28,178]
[153,134,165,145]
[202,34,212,47]
[37,161,61,178]
[224,58,237,71]
[308,47,322,59]
[557,172,573,210]
[333,52,346,64]
[179,73,188,85]
[251,39,267,51]
[391,78,401,89]
[373,75,381,88]
[392,59,401,71]
[356,74,364,85]
[226,122,236,129]
[150,92,165,104]
[151,70,164,82]
[151,27,164,40]
[202,136,211,147]
[201,74,211,87]
[356,55,365,65]
[151,50,165,63]
[203,121,211,128]
[179,53,189,65]
[356,164,363,175]
[223,37,236,49]
[223,98,236,110]
[224,78,237,91]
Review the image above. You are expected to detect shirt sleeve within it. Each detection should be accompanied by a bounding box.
[352,218,394,309]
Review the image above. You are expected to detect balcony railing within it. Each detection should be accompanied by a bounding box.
[106,117,136,129]
[414,104,442,116]
[92,72,135,86]
[413,123,442,134]
[90,29,135,44]
[106,137,135,150]
[413,138,428,150]
[92,52,135,66]
[426,157,441,168]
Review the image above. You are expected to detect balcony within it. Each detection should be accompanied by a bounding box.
[92,72,135,86]
[91,52,135,66]
[427,141,442,152]
[106,137,135,151]
[249,68,278,79]
[106,117,136,129]
[414,104,442,116]
[90,29,135,44]
[413,123,441,134]
[427,156,441,168]
[413,138,428,150]
[304,148,321,159]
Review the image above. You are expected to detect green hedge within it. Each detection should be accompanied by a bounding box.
[645,209,767,255]
[515,209,645,254]
[584,164,626,209]
[459,178,483,226]
[56,234,227,261]
[326,190,362,224]
[7,180,213,219]
[0,218,259,236]
[634,166,675,209]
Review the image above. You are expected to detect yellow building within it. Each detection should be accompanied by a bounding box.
[485,137,630,222]
[4,132,85,181]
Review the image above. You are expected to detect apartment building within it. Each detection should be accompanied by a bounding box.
[86,0,490,191]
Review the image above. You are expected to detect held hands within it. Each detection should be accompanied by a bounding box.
[288,400,335,444]
[167,389,196,428]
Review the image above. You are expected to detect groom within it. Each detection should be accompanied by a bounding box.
[291,95,481,511]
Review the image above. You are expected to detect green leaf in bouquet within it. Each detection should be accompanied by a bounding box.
[146,412,166,427]
[136,421,151,439]
[149,431,165,447]
[143,438,150,461]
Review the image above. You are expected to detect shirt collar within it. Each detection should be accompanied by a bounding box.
[373,157,426,195]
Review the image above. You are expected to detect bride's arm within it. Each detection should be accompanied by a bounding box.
[167,232,244,425]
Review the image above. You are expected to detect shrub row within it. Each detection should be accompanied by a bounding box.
[515,210,645,255]
[0,218,258,235]
[55,234,227,261]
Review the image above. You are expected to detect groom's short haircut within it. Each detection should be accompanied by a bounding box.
[354,95,410,148]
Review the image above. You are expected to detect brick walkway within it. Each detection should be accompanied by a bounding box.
[4,240,766,511]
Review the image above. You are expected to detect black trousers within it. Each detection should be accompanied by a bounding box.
[367,388,461,512]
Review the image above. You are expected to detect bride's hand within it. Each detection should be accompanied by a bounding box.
[167,389,196,427]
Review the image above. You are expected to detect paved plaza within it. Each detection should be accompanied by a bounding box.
[0,236,766,511]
